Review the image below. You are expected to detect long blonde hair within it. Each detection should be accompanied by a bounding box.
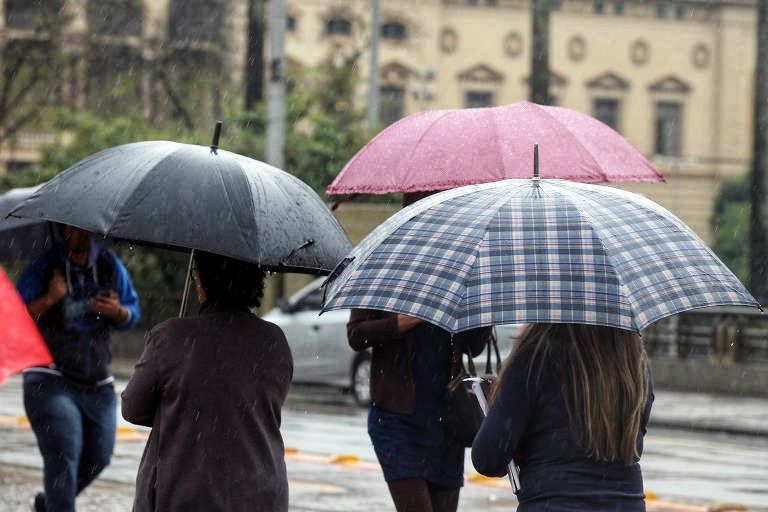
[494,323,648,464]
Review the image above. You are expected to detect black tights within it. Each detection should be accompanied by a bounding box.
[386,478,460,512]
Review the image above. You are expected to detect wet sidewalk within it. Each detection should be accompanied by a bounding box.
[111,357,768,438]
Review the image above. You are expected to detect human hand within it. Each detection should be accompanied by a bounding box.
[47,269,67,303]
[90,292,127,323]
[396,314,423,333]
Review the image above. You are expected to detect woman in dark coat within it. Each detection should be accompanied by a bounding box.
[348,309,491,512]
[121,251,293,512]
[472,323,654,512]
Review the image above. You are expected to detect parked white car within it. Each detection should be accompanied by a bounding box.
[263,277,525,406]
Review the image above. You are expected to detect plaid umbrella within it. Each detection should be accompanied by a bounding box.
[322,179,761,333]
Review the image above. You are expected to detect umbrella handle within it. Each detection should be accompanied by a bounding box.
[179,249,196,318]
[464,377,522,494]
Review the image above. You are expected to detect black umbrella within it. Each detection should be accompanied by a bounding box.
[10,139,351,274]
[0,184,53,262]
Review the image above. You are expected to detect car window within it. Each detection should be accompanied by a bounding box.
[294,287,324,312]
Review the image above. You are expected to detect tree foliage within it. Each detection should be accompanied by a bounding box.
[1,50,374,323]
[711,172,750,285]
[0,1,70,146]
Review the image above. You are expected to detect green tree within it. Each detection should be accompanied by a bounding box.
[0,1,71,146]
[711,172,751,285]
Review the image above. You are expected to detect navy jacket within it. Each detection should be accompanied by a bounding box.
[472,344,654,512]
[17,244,140,384]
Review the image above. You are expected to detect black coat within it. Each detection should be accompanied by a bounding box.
[122,302,293,512]
[472,344,654,512]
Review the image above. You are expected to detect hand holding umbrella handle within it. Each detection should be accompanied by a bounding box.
[464,377,522,494]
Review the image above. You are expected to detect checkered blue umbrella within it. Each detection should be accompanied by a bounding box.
[322,179,761,333]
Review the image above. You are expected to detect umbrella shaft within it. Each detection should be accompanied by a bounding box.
[179,249,196,318]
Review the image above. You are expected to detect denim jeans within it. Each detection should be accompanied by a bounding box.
[23,372,116,512]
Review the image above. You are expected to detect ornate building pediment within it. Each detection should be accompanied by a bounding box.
[586,71,630,91]
[458,64,504,84]
[648,75,691,94]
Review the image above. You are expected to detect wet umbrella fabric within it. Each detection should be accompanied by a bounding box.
[326,101,664,196]
[0,184,52,262]
[11,141,351,273]
[0,266,52,384]
[323,179,760,333]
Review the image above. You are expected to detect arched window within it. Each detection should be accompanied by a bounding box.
[325,17,351,36]
[381,21,407,40]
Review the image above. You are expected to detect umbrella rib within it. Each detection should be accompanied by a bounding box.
[529,104,606,181]
[401,111,457,193]
[552,183,645,331]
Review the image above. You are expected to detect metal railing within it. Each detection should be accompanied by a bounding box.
[643,306,768,363]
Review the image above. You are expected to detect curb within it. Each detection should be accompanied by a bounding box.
[649,420,768,439]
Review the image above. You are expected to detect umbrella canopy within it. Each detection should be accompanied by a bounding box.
[323,179,760,333]
[11,141,351,274]
[326,101,664,196]
[0,184,53,262]
[0,266,52,384]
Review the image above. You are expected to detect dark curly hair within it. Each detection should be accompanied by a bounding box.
[194,251,266,309]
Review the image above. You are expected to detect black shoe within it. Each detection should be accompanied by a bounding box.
[33,492,45,512]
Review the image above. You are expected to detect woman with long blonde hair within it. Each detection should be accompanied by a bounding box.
[471,323,654,511]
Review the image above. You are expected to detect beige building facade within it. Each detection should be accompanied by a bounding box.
[281,0,757,242]
[0,0,758,244]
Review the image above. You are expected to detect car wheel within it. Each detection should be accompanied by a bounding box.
[351,352,371,408]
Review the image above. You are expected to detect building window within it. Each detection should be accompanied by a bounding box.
[465,91,493,108]
[169,0,223,42]
[551,0,563,10]
[6,160,33,173]
[656,3,668,18]
[593,1,605,14]
[87,45,143,116]
[380,85,405,126]
[5,0,64,29]
[614,1,625,15]
[675,5,686,19]
[326,17,352,36]
[286,15,296,32]
[486,0,499,5]
[593,98,620,131]
[655,101,682,156]
[87,0,142,37]
[381,21,407,40]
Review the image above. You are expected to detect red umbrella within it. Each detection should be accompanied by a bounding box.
[327,101,663,196]
[0,266,51,384]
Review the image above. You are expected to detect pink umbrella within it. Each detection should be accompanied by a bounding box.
[0,266,52,384]
[327,101,663,195]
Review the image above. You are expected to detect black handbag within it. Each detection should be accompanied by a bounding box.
[442,329,501,447]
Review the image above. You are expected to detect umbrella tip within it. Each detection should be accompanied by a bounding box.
[210,121,223,155]
[533,143,540,181]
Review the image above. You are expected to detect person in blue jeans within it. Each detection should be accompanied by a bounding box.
[471,323,654,512]
[17,225,140,512]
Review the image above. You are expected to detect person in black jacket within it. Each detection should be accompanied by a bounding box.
[472,323,654,512]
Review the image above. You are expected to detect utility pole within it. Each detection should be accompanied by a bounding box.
[267,0,286,300]
[750,0,768,302]
[530,0,551,104]
[266,0,286,169]
[366,0,381,130]
[245,0,265,109]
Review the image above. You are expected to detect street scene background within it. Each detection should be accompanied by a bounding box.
[1,0,768,511]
